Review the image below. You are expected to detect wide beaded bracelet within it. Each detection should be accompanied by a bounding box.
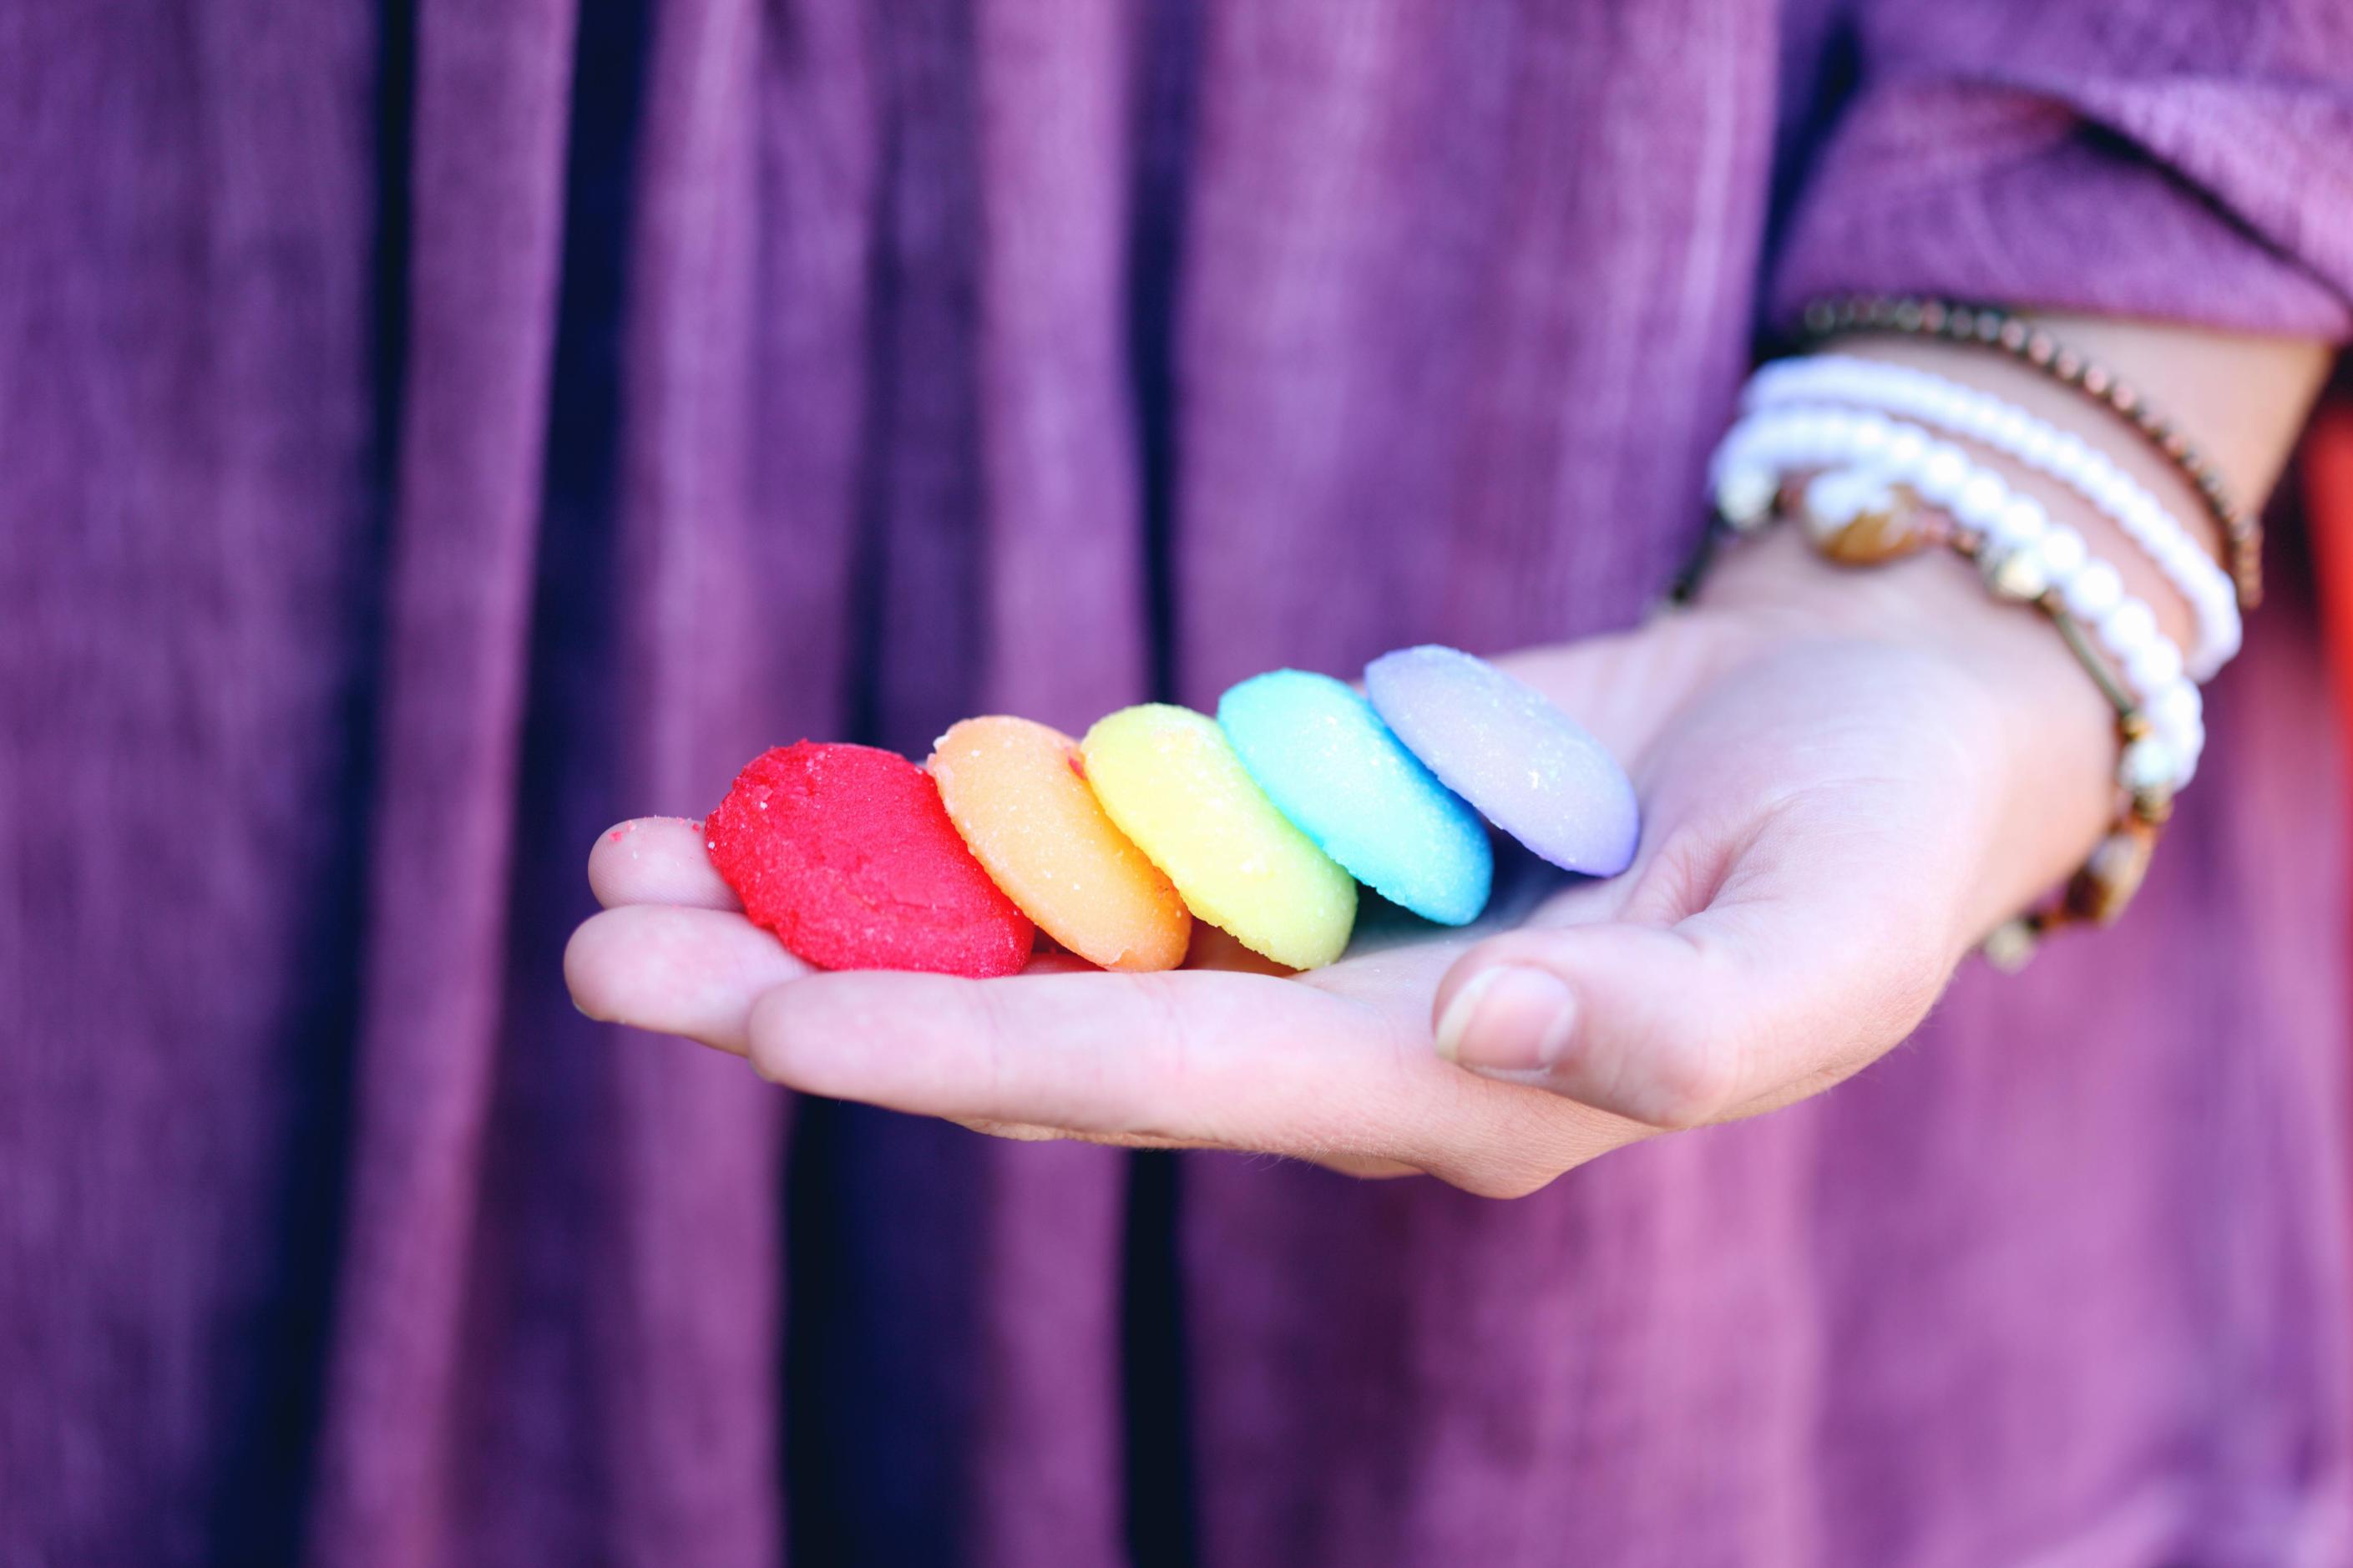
[1742,354,2242,679]
[1794,294,2261,608]
[1702,405,2200,965]
[1712,403,2205,788]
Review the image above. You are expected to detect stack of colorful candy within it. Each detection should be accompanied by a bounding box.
[701,646,1639,977]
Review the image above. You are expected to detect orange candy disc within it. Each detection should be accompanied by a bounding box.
[928,716,1193,972]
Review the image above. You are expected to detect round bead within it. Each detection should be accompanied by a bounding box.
[2093,468,2136,515]
[1759,419,1810,466]
[1714,464,1779,532]
[2034,524,2087,579]
[2098,599,2159,656]
[2125,639,2184,697]
[2062,560,2125,620]
[2118,732,2178,795]
[1955,472,2010,529]
[2152,681,2203,734]
[2150,533,2199,579]
[1713,427,1761,473]
[1800,469,1880,539]
[1884,428,1930,469]
[1982,918,2039,972]
[2154,717,2205,769]
[1980,539,2051,602]
[1918,445,1972,504]
[1990,494,2048,547]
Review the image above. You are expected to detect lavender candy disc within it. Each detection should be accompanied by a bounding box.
[1364,645,1639,877]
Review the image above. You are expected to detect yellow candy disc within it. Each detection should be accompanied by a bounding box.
[929,716,1192,973]
[1080,704,1357,970]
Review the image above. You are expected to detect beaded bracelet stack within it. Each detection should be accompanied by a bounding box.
[1743,356,2242,678]
[1700,307,2244,965]
[1794,294,2261,606]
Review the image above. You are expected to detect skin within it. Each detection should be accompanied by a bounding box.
[566,317,2330,1198]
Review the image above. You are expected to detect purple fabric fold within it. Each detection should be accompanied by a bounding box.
[5,1,2350,1564]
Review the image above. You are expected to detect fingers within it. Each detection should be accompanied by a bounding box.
[950,1115,1423,1179]
[565,903,807,1053]
[741,966,1600,1188]
[750,969,1382,1149]
[588,817,737,910]
[1431,801,1956,1130]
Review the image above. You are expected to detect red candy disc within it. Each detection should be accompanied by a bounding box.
[706,742,1035,978]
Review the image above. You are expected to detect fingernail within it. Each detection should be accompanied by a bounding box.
[1435,964,1578,1075]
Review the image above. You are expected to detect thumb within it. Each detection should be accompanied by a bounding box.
[1430,819,1959,1130]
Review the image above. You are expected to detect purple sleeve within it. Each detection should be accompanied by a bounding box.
[1771,1,2353,338]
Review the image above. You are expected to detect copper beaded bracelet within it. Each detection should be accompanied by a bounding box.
[1793,294,2261,609]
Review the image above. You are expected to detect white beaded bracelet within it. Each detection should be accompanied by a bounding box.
[1709,405,2205,790]
[1742,354,2241,680]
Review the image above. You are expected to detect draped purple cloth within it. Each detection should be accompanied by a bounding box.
[9,1,2353,1563]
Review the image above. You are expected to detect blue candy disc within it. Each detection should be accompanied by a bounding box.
[1217,669,1493,926]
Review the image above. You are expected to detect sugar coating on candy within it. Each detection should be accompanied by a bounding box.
[1080,704,1356,970]
[1364,645,1639,876]
[1217,670,1492,926]
[928,716,1192,972]
[706,741,1034,977]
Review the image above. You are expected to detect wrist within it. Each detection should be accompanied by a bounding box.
[1718,341,2237,822]
[1685,525,2119,933]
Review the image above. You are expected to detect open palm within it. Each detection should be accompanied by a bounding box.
[566,542,2109,1196]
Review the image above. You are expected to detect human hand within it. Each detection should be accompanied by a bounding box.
[564,525,2123,1196]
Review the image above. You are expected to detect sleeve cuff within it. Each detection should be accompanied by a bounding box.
[1770,74,2353,341]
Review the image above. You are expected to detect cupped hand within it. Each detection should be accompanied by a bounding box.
[564,530,2118,1196]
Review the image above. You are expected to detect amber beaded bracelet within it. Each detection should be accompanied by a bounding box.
[1794,294,2261,609]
